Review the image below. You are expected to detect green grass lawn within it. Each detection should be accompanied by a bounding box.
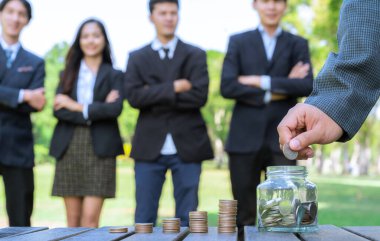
[0,161,379,227]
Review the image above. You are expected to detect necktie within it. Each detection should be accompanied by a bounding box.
[5,49,13,68]
[162,48,170,61]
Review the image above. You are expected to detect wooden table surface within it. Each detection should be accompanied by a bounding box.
[0,225,379,241]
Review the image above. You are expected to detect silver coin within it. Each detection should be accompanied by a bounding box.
[279,200,292,216]
[283,143,298,160]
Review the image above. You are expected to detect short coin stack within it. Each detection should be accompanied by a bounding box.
[135,223,153,233]
[108,226,129,233]
[189,211,208,233]
[218,200,237,233]
[162,218,180,233]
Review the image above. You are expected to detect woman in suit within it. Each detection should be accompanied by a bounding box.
[49,18,124,227]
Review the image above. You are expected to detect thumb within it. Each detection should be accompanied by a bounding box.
[289,129,320,151]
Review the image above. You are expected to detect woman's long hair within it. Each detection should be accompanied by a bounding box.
[60,18,113,94]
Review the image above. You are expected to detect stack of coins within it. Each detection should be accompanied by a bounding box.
[135,223,153,233]
[218,200,237,233]
[108,226,129,233]
[189,211,208,233]
[259,198,317,227]
[162,218,180,233]
[259,198,295,227]
[296,201,318,225]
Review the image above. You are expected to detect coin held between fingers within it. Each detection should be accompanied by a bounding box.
[282,143,298,160]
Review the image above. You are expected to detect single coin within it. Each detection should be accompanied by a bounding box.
[283,143,298,160]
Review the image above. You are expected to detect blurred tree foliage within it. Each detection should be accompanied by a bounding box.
[32,0,380,175]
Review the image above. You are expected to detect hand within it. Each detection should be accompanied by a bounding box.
[288,61,310,79]
[174,79,192,93]
[106,90,120,103]
[23,88,46,111]
[238,75,261,88]
[54,94,83,112]
[277,103,344,160]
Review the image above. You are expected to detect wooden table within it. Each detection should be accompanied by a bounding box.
[0,225,379,240]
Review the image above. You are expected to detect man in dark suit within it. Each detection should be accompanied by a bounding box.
[125,0,213,226]
[0,0,46,226]
[278,0,380,159]
[221,0,313,237]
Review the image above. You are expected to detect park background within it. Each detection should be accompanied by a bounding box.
[1,0,380,226]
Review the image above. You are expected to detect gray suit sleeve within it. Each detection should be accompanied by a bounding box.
[305,0,380,141]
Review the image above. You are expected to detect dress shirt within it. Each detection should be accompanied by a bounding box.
[76,60,97,119]
[151,37,179,155]
[258,24,282,103]
[1,36,24,103]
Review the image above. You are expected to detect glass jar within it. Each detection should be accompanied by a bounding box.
[257,166,318,232]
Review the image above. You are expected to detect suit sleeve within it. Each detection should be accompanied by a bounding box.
[220,36,266,106]
[174,50,209,109]
[305,0,380,141]
[0,60,45,112]
[53,85,88,125]
[270,38,314,97]
[87,70,124,121]
[125,53,175,109]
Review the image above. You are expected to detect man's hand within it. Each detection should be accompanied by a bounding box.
[238,75,261,88]
[174,79,192,93]
[54,94,83,112]
[23,88,46,111]
[277,103,344,160]
[288,61,310,79]
[106,90,120,103]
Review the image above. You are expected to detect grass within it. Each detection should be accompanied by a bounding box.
[0,161,379,227]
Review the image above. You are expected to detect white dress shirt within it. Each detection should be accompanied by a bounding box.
[76,60,97,119]
[1,36,24,103]
[257,24,283,103]
[151,37,178,155]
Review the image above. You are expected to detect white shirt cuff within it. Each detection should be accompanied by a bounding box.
[264,91,272,104]
[260,75,271,91]
[82,104,89,119]
[18,89,25,103]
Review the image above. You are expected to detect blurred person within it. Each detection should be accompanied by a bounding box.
[0,0,45,226]
[220,0,313,238]
[49,18,124,227]
[125,0,213,226]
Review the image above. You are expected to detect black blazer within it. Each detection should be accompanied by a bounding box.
[221,29,313,154]
[125,39,213,163]
[49,63,124,160]
[0,47,45,168]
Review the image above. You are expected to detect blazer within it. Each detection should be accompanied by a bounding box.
[49,63,124,160]
[0,47,45,168]
[306,0,380,141]
[125,39,214,163]
[221,29,313,154]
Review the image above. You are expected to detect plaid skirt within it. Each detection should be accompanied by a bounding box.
[52,126,116,198]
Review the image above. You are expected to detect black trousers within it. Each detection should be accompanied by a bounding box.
[228,148,294,240]
[0,164,34,226]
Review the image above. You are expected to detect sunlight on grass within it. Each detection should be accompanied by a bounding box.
[0,162,379,227]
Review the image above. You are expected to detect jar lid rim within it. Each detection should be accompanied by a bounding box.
[267,166,306,173]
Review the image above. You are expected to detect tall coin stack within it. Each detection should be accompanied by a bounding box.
[189,211,208,233]
[162,218,180,233]
[135,223,153,233]
[218,200,238,233]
